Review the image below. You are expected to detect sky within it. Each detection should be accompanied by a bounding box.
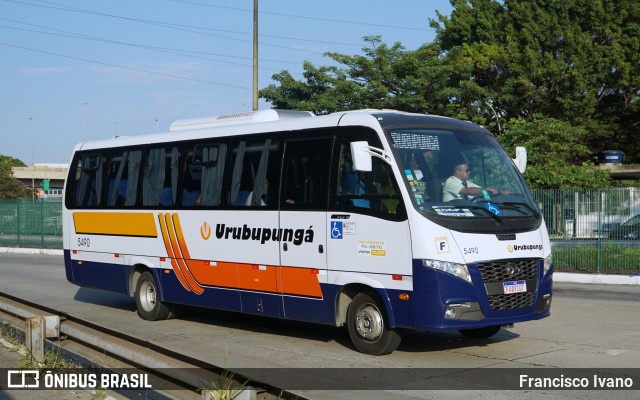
[0,0,453,165]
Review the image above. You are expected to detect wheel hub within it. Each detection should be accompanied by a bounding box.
[140,281,156,311]
[355,304,383,341]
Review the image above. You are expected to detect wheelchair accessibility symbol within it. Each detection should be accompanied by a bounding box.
[331,221,343,239]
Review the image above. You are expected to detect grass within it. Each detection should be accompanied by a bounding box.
[553,244,640,274]
[20,341,68,369]
[0,323,20,347]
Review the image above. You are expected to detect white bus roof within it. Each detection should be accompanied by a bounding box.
[169,109,315,131]
[73,109,447,153]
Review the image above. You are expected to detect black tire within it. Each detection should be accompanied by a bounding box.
[346,292,402,355]
[459,325,501,339]
[135,271,171,321]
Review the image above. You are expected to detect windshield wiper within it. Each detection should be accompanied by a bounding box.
[493,201,542,219]
[435,205,504,225]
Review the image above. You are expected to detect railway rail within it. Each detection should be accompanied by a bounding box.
[0,291,301,400]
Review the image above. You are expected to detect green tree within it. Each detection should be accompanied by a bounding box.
[259,0,640,187]
[260,36,450,114]
[432,0,640,158]
[0,155,31,199]
[498,117,610,188]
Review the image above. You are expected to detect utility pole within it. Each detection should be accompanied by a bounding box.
[253,0,258,111]
[29,117,35,200]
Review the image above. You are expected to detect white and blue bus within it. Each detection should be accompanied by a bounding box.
[63,109,552,355]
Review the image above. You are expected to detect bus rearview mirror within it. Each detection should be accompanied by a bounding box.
[513,146,527,173]
[351,141,372,172]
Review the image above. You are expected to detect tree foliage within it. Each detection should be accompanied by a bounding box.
[434,0,640,156]
[259,0,640,188]
[0,155,31,199]
[499,117,610,188]
[260,36,450,114]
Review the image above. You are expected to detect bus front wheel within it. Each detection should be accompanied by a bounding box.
[135,271,171,321]
[347,292,401,355]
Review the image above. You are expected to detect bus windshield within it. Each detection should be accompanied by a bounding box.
[387,127,539,221]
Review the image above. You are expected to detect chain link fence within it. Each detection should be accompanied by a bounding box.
[1,189,640,274]
[531,188,640,274]
[0,198,62,248]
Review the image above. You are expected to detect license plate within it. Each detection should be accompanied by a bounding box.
[503,280,527,294]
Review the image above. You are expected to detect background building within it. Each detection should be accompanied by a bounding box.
[12,164,68,199]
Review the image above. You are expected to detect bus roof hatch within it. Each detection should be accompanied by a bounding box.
[169,109,314,132]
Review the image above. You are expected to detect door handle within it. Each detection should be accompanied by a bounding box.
[283,243,288,251]
[318,244,324,254]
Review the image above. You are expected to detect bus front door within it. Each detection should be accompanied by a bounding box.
[278,138,332,322]
[278,211,328,321]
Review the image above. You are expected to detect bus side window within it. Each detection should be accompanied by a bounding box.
[281,139,332,210]
[336,144,378,210]
[334,142,402,216]
[72,153,103,207]
[141,146,181,207]
[180,154,201,207]
[182,143,226,207]
[104,149,142,207]
[229,139,279,208]
[373,159,401,214]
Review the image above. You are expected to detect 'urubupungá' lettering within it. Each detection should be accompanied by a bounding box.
[215,224,314,246]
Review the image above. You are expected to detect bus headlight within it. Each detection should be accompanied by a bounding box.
[543,254,553,276]
[422,260,472,284]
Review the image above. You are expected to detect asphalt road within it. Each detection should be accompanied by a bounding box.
[0,252,639,400]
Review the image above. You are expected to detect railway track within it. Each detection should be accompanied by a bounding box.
[0,291,302,400]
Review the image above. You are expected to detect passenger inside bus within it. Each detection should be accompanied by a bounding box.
[245,177,273,206]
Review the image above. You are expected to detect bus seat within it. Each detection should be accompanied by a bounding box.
[160,187,173,206]
[236,190,250,206]
[182,189,200,206]
[228,190,251,206]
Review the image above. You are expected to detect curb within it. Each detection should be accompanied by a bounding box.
[0,247,63,256]
[553,272,639,286]
[2,247,638,286]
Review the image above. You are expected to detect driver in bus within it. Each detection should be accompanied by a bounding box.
[442,162,499,201]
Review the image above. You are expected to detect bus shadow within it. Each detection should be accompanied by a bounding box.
[397,329,520,353]
[177,306,352,347]
[70,288,348,346]
[73,287,137,311]
[177,306,520,353]
[70,289,520,354]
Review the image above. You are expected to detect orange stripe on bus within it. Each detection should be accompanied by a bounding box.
[74,212,157,237]
[185,259,322,299]
[185,260,240,289]
[171,213,192,260]
[158,214,191,293]
[163,213,204,295]
[238,263,278,293]
[280,266,323,298]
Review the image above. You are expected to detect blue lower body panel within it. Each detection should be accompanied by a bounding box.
[403,259,552,331]
[64,251,552,331]
[64,250,129,295]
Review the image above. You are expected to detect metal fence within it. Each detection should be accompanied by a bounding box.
[0,198,62,248]
[531,187,640,274]
[1,189,639,274]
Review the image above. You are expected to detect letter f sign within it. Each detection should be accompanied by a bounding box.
[436,237,450,254]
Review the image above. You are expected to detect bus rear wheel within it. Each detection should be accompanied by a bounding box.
[135,271,171,321]
[459,325,501,339]
[347,292,401,355]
